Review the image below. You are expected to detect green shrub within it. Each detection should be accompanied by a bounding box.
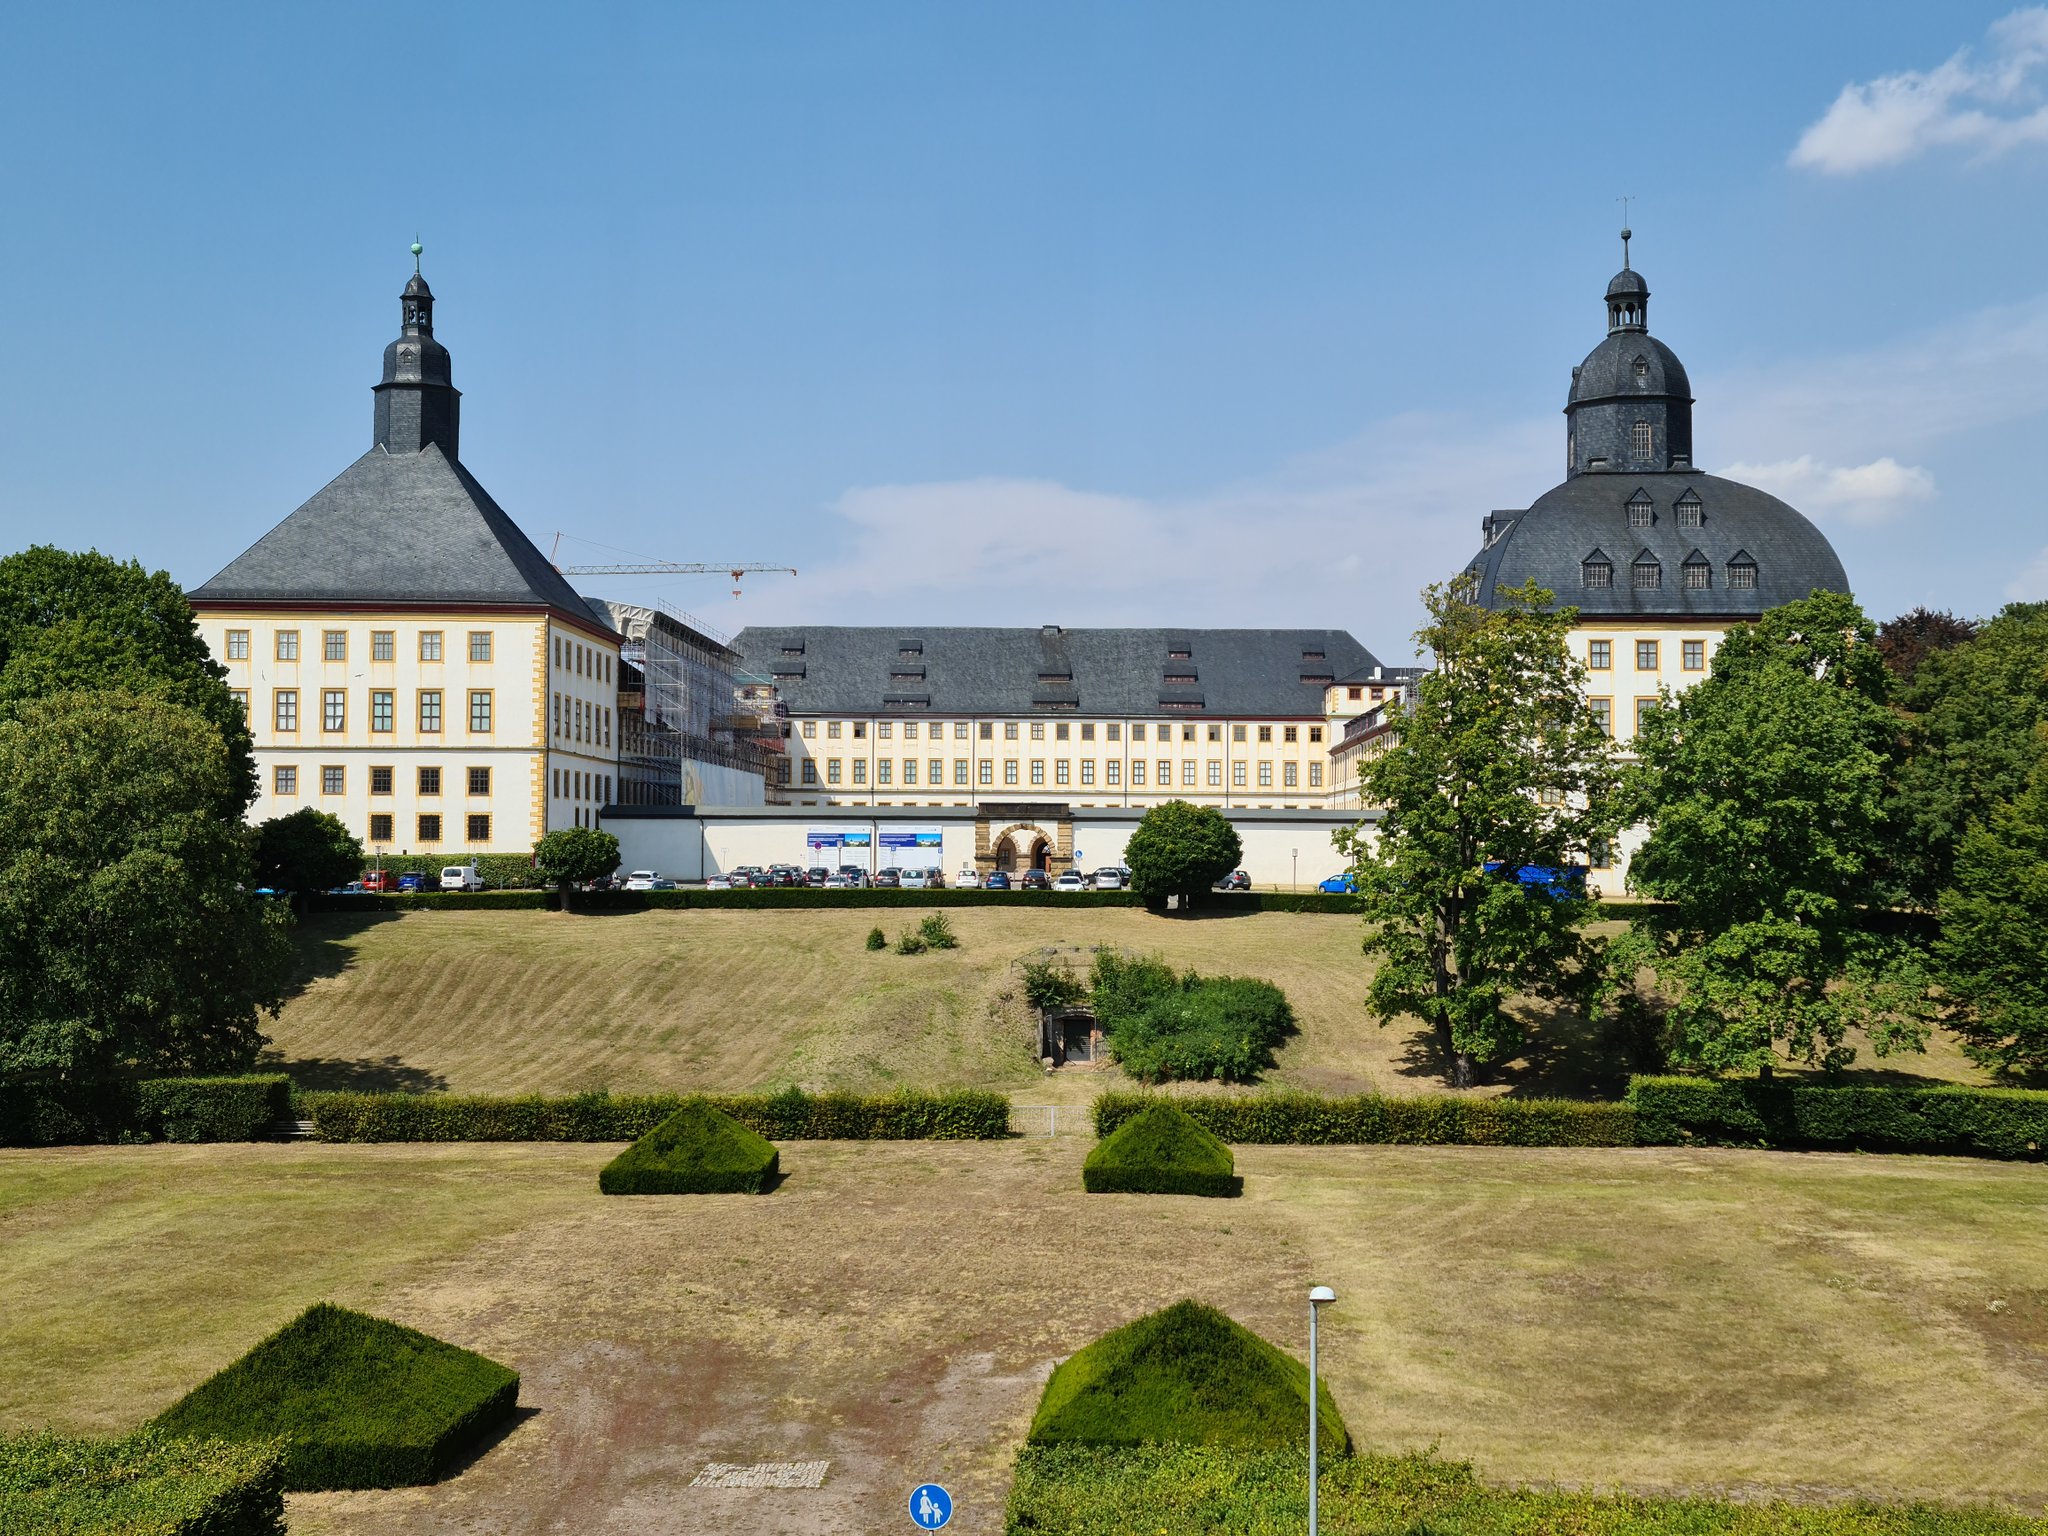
[1092,1091,1638,1148]
[1086,950,1183,1029]
[1005,1444,2042,1536]
[300,1086,1011,1142]
[894,929,929,955]
[917,912,960,949]
[0,1427,287,1536]
[1628,1076,2048,1159]
[151,1303,519,1491]
[1028,1300,1346,1455]
[1086,953,1294,1083]
[599,1101,779,1194]
[0,1077,139,1147]
[865,926,887,951]
[1019,957,1085,1011]
[136,1075,290,1143]
[1083,1102,1242,1196]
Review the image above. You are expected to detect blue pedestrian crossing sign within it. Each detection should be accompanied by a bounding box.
[909,1482,953,1528]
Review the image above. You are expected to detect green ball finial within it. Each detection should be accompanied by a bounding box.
[410,240,423,258]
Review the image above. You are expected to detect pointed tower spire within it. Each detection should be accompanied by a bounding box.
[373,245,461,458]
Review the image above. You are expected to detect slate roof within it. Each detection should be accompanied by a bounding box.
[1570,331,1691,406]
[732,626,1383,717]
[1467,470,1849,619]
[192,442,612,630]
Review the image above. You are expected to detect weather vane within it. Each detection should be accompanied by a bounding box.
[411,235,423,274]
[1616,196,1634,268]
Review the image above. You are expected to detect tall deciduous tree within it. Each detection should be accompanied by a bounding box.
[254,808,365,895]
[0,692,292,1081]
[533,827,622,908]
[0,547,255,814]
[1338,580,1620,1088]
[1619,592,1932,1074]
[1876,606,1977,686]
[1124,800,1243,913]
[1934,742,2048,1076]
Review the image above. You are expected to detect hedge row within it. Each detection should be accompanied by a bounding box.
[300,1086,1012,1142]
[305,888,1380,915]
[1092,1090,1638,1147]
[0,1428,287,1536]
[0,1075,290,1148]
[1628,1077,2048,1160]
[349,853,550,889]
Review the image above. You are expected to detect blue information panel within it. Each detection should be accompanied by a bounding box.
[909,1482,953,1529]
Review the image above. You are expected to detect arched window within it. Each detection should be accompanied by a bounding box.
[1632,552,1662,591]
[1631,421,1653,458]
[1727,553,1758,590]
[1682,551,1711,590]
[1627,491,1654,528]
[1676,491,1703,528]
[1581,551,1613,590]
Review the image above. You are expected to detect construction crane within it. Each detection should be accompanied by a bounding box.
[548,535,795,598]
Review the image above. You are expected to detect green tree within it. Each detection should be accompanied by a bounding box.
[533,826,621,907]
[1619,592,1932,1074]
[1889,602,2048,905]
[1933,741,2048,1076]
[1124,801,1242,912]
[0,692,292,1081]
[0,546,255,814]
[253,807,365,895]
[1338,580,1620,1087]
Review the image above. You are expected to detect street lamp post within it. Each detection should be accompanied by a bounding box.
[1308,1285,1335,1536]
[1292,847,1298,892]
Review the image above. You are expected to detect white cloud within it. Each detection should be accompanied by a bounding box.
[1791,8,2048,173]
[1717,455,1936,525]
[2005,546,2048,600]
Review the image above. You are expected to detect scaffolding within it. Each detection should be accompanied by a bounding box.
[596,599,777,805]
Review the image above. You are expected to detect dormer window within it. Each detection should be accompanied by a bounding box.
[1632,552,1662,591]
[1682,551,1711,590]
[1676,491,1703,528]
[1631,421,1653,459]
[1728,553,1758,590]
[1581,551,1613,590]
[1627,492,1654,528]
[1632,355,1648,381]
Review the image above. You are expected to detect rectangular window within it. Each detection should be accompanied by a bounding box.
[903,722,919,740]
[274,689,298,731]
[1207,761,1222,787]
[852,722,865,739]
[1107,724,1120,741]
[273,764,297,795]
[930,758,943,783]
[877,760,892,785]
[1590,698,1613,737]
[1055,761,1071,786]
[877,722,892,740]
[323,630,347,662]
[226,629,249,659]
[1637,640,1659,670]
[1258,762,1273,787]
[365,690,391,733]
[827,721,841,739]
[1022,722,1039,741]
[1636,697,1660,734]
[802,759,818,785]
[1683,562,1711,590]
[467,813,491,842]
[417,813,442,843]
[1284,726,1298,743]
[1078,723,1093,741]
[1632,421,1653,457]
[1258,725,1272,743]
[469,631,492,663]
[1233,762,1247,787]
[1634,561,1662,591]
[801,720,816,738]
[372,630,394,662]
[954,759,968,785]
[229,687,248,714]
[1132,761,1146,786]
[1683,640,1705,671]
[1183,726,1197,741]
[369,812,393,843]
[1004,722,1019,740]
[1208,725,1222,742]
[321,765,344,795]
[1031,760,1045,786]
[419,631,443,662]
[1131,724,1146,742]
[955,722,970,740]
[275,630,299,661]
[1284,762,1299,787]
[322,689,345,731]
[1107,760,1121,785]
[469,691,492,733]
[458,766,486,797]
[1309,762,1324,787]
[1080,760,1095,786]
[1004,760,1019,785]
[979,722,993,740]
[1589,640,1611,669]
[419,690,442,732]
[827,759,842,784]
[978,759,993,785]
[370,765,393,794]
[852,760,867,785]
[418,766,441,795]
[1589,838,1613,870]
[1347,687,1362,701]
[1309,726,1323,744]
[1181,760,1196,786]
[902,759,916,786]
[1234,725,1248,743]
[1729,563,1758,591]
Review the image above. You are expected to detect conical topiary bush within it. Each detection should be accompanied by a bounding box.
[598,1099,779,1194]
[1082,1101,1240,1196]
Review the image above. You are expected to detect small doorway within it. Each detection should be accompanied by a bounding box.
[1030,837,1051,872]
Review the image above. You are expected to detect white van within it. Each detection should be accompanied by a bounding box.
[440,862,484,892]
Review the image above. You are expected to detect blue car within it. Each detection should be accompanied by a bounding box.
[1317,873,1356,894]
[1481,862,1588,900]
[984,871,1012,891]
[397,872,425,893]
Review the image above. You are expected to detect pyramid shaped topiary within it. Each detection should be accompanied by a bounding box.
[1083,1101,1241,1196]
[1029,1299,1349,1455]
[598,1099,779,1194]
[151,1302,520,1491]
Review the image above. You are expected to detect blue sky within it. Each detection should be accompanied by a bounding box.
[6,2,2048,662]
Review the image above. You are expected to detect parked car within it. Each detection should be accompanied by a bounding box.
[706,875,734,890]
[1052,870,1089,892]
[727,871,756,888]
[871,869,902,889]
[955,866,982,889]
[361,870,396,892]
[823,871,859,889]
[1217,869,1252,892]
[649,877,677,891]
[900,868,931,889]
[1021,869,1051,891]
[807,866,831,886]
[837,864,868,886]
[397,872,425,893]
[1482,861,1589,901]
[1091,867,1124,890]
[983,870,1011,891]
[1317,873,1356,893]
[623,870,659,891]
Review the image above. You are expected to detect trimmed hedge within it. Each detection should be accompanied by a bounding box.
[1093,1090,1638,1148]
[300,1086,1012,1142]
[599,1101,779,1194]
[1628,1077,2048,1160]
[0,1428,287,1536]
[152,1303,519,1491]
[1083,1103,1242,1196]
[0,1075,291,1147]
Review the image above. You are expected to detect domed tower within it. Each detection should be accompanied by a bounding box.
[372,259,461,457]
[1564,231,1693,477]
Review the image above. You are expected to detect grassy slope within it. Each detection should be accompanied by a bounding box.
[3,1141,2044,1517]
[268,909,1998,1100]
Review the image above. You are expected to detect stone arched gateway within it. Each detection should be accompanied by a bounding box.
[973,804,1073,876]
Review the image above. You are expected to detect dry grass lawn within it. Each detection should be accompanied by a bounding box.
[2,1139,2044,1536]
[265,908,1996,1102]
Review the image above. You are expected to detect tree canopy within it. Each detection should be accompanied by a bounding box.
[253,808,365,895]
[1339,580,1620,1087]
[0,691,292,1081]
[1876,606,1978,686]
[0,546,255,815]
[1934,740,2048,1076]
[1124,801,1242,911]
[533,827,621,903]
